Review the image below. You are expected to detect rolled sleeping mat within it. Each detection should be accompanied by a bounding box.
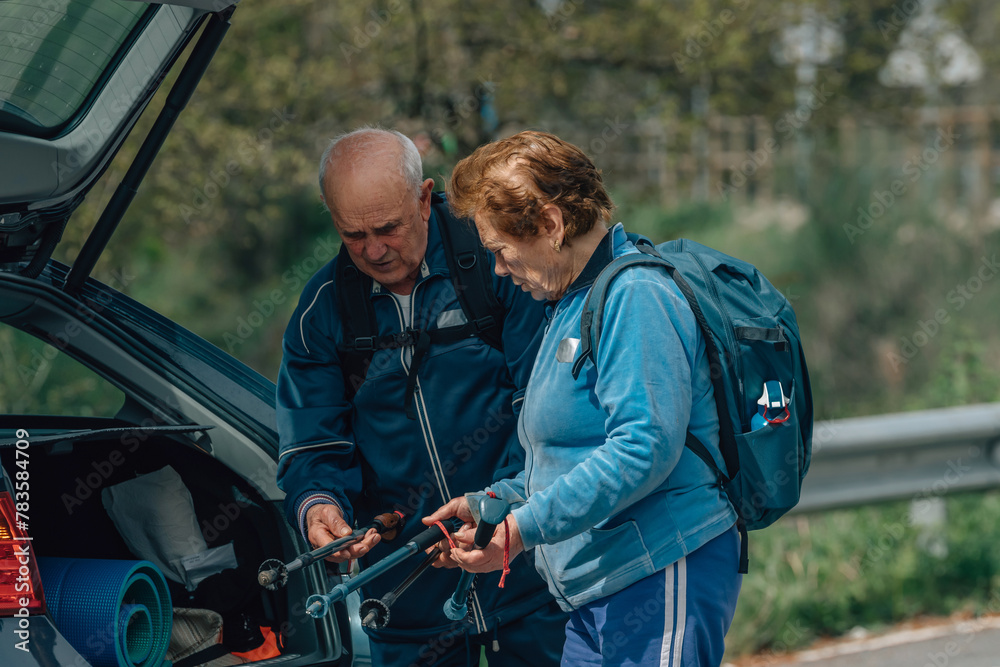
[38,558,172,667]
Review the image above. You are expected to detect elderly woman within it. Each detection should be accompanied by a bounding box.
[426,131,741,666]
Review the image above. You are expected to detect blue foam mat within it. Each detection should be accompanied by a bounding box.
[38,558,172,667]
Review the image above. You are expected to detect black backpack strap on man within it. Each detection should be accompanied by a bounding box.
[335,192,506,418]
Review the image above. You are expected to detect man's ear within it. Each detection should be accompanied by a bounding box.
[539,204,566,245]
[418,178,435,221]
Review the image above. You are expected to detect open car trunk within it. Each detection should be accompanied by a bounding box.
[0,269,356,666]
[0,422,344,665]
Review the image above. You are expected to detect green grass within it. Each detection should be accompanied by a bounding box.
[726,491,1000,659]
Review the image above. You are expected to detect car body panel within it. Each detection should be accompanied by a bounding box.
[0,615,94,667]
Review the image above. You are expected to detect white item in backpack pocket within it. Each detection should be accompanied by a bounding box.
[750,380,790,431]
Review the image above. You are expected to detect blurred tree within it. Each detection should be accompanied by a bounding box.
[52,0,1000,400]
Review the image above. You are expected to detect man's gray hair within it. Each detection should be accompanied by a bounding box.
[318,127,423,212]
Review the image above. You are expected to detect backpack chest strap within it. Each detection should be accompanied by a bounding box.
[341,318,498,420]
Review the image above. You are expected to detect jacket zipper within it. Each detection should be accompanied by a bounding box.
[394,282,488,635]
[387,290,450,499]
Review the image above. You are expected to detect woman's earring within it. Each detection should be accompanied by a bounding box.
[553,240,561,252]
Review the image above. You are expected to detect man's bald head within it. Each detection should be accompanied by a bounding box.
[319,128,423,213]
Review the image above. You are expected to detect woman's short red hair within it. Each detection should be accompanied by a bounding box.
[447,130,614,240]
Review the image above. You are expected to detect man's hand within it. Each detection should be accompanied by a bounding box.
[306,504,380,563]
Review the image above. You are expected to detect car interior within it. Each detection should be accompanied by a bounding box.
[0,286,352,665]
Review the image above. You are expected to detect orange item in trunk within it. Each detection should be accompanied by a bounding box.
[232,626,281,661]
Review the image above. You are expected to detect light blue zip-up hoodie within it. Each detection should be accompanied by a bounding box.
[491,223,737,611]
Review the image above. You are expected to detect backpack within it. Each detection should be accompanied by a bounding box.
[570,234,813,573]
[334,192,506,419]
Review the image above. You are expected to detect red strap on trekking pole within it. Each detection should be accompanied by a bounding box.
[487,492,511,588]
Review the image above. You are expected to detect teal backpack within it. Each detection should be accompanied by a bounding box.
[570,235,813,573]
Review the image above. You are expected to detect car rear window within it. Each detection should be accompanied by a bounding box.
[0,0,148,132]
[0,324,124,418]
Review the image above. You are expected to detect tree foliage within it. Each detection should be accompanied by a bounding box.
[52,0,1000,411]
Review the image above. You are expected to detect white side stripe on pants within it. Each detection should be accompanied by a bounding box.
[660,556,688,666]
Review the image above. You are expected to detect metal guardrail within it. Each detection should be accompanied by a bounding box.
[792,403,1000,514]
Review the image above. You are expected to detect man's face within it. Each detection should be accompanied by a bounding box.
[327,172,433,295]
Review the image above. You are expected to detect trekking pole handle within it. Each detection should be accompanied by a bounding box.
[301,511,405,568]
[258,511,404,588]
[442,495,510,621]
[472,495,510,548]
[306,517,463,618]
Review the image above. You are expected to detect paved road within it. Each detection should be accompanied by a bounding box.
[731,616,1000,667]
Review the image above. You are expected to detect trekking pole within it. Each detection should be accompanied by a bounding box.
[443,494,510,621]
[359,547,441,630]
[258,511,405,590]
[306,517,464,618]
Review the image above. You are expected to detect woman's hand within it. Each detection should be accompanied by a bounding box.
[449,513,525,573]
[422,497,474,568]
[424,497,526,572]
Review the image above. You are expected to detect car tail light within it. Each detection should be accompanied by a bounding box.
[0,491,45,615]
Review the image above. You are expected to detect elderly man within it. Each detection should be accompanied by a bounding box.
[276,128,566,666]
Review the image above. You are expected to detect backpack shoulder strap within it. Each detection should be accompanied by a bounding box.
[334,195,507,409]
[571,246,671,380]
[432,193,506,351]
[334,244,378,398]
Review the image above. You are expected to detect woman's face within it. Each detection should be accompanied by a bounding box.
[474,213,568,301]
